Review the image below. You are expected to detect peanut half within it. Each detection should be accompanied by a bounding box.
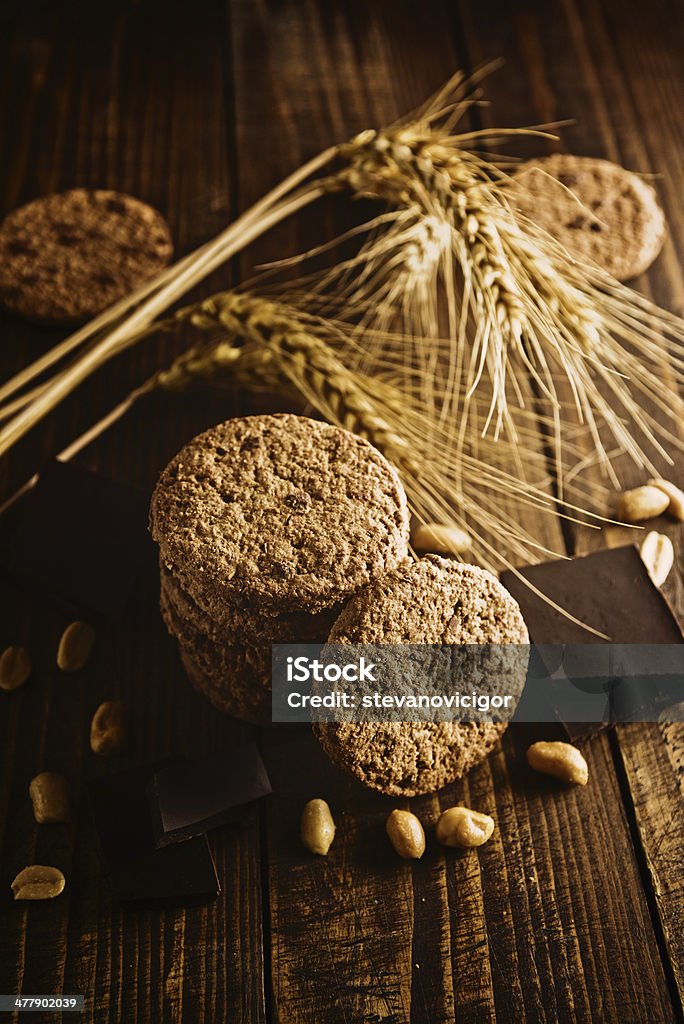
[386,809,425,859]
[648,478,684,521]
[29,772,71,824]
[0,646,31,692]
[90,700,125,755]
[640,531,674,587]
[436,806,495,848]
[527,741,588,785]
[301,798,336,855]
[57,621,95,672]
[616,485,669,523]
[411,522,472,556]
[11,865,65,901]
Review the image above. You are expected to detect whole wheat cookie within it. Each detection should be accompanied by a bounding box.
[160,582,272,724]
[314,556,529,796]
[159,563,342,646]
[160,567,339,724]
[0,189,173,322]
[150,414,410,616]
[511,154,666,281]
[179,648,271,726]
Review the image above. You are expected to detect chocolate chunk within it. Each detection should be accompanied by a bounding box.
[1,460,153,617]
[501,546,684,740]
[88,764,220,908]
[610,672,683,723]
[501,546,683,644]
[146,743,272,847]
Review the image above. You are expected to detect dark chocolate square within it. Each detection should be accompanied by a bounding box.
[502,546,684,740]
[1,460,153,617]
[501,545,683,644]
[147,743,272,847]
[88,764,220,908]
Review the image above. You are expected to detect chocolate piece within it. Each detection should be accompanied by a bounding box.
[559,720,603,743]
[89,765,220,908]
[1,460,152,617]
[610,673,683,723]
[147,743,272,847]
[501,546,684,740]
[501,546,683,644]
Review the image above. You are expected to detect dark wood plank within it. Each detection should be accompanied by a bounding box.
[455,0,684,1017]
[0,3,267,1022]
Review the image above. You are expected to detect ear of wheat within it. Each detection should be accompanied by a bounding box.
[0,282,612,636]
[144,289,613,631]
[284,110,684,493]
[0,66,681,528]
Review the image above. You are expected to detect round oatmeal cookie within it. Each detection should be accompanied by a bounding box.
[150,414,410,615]
[511,154,666,281]
[0,189,173,322]
[314,556,529,796]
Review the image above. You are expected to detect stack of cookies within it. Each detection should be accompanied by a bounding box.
[150,413,410,723]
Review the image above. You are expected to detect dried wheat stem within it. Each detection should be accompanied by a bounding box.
[315,113,684,481]
[158,292,419,473]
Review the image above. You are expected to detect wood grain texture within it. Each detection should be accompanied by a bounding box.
[454,3,684,1020]
[0,0,683,1021]
[0,2,266,1023]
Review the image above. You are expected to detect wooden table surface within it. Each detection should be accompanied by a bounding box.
[1,0,684,1021]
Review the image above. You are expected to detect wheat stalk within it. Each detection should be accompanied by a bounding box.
[0,282,614,636]
[143,290,613,632]
[308,110,684,490]
[157,290,609,521]
[1,66,682,515]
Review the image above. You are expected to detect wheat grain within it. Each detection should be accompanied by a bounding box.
[1,66,681,530]
[316,111,684,486]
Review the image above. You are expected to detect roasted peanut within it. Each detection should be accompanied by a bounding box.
[436,806,495,848]
[640,531,674,587]
[300,798,336,855]
[648,478,684,521]
[57,621,95,672]
[386,809,425,859]
[411,522,472,555]
[11,865,65,900]
[29,772,71,824]
[90,700,125,755]
[527,741,588,785]
[0,646,31,692]
[616,485,669,523]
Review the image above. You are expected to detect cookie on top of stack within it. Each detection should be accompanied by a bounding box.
[150,413,411,723]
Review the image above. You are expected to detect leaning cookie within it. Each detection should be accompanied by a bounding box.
[0,189,173,323]
[314,556,529,796]
[150,414,410,616]
[510,154,666,281]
